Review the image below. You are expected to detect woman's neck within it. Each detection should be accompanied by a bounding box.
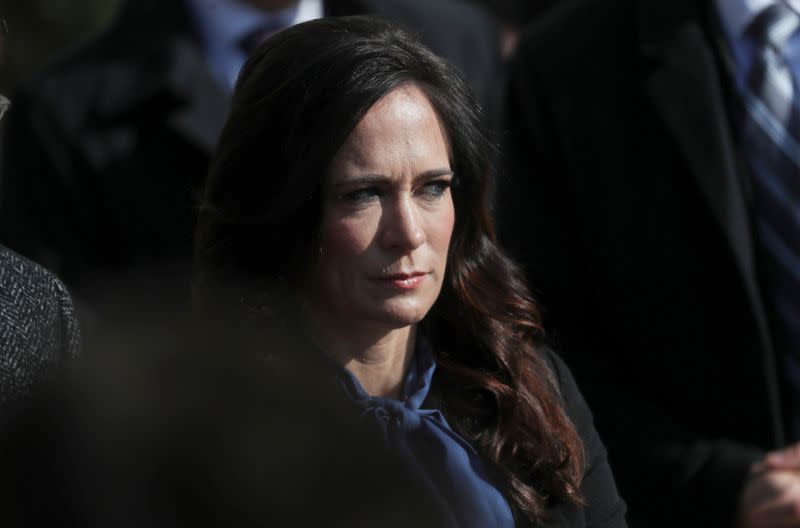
[313,320,417,399]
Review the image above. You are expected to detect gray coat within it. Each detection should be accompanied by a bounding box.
[0,245,78,405]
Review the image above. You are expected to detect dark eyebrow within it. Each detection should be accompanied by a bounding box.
[417,168,455,180]
[332,175,386,188]
[331,168,454,188]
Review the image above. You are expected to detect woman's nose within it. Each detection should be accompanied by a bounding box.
[380,196,426,251]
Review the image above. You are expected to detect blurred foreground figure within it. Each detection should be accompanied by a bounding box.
[0,0,501,308]
[195,16,625,527]
[501,0,800,526]
[0,306,445,527]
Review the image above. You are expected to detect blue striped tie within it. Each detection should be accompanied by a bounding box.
[740,3,800,439]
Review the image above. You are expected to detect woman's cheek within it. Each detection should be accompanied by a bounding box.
[431,199,456,248]
[322,214,377,257]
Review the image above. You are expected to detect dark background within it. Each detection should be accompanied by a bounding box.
[0,0,121,92]
[0,0,553,93]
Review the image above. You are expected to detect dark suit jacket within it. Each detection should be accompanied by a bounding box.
[0,245,78,406]
[0,0,501,303]
[500,0,787,526]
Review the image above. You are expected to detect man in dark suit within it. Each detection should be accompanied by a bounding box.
[0,0,501,306]
[501,0,799,526]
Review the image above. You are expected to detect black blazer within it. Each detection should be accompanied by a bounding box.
[500,0,786,526]
[532,349,627,527]
[0,0,501,303]
[0,245,78,406]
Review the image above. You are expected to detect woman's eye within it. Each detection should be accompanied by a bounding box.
[342,187,381,204]
[418,179,452,199]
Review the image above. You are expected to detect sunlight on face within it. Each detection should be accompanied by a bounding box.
[310,84,455,333]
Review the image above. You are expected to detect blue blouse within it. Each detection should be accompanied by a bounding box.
[337,338,515,528]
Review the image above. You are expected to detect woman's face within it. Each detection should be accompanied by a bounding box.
[310,84,455,332]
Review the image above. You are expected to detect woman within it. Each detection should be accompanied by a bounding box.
[195,16,626,527]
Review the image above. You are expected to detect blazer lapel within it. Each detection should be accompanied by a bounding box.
[638,2,759,299]
[638,0,784,445]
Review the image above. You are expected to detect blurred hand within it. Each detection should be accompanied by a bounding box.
[738,447,800,528]
[500,26,519,59]
[755,443,800,473]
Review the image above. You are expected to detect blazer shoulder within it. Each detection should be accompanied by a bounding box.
[537,345,583,415]
[0,247,72,303]
[538,346,598,455]
[0,247,79,403]
[537,345,629,527]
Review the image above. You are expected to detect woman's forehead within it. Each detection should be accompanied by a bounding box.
[329,88,449,178]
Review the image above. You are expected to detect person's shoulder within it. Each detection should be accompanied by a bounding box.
[0,246,79,404]
[537,344,629,526]
[0,246,68,298]
[536,344,597,455]
[0,246,78,358]
[537,345,582,409]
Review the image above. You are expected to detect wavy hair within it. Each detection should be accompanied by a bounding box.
[195,16,583,524]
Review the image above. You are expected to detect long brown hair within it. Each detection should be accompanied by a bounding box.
[195,16,583,524]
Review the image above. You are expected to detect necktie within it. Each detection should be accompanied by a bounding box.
[740,3,800,440]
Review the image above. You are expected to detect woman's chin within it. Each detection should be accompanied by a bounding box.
[367,303,432,329]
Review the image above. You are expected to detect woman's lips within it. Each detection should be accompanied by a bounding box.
[374,272,428,290]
